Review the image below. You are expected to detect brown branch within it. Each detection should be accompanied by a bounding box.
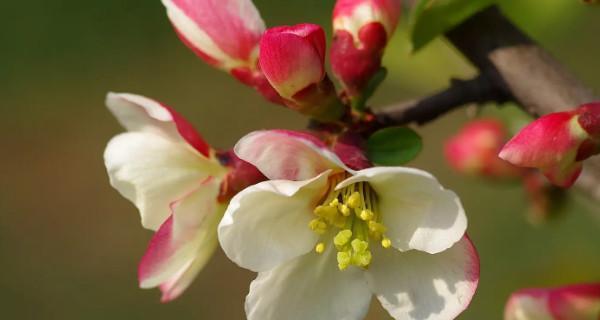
[377,5,600,202]
[376,75,511,125]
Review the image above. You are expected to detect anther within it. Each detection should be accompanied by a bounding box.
[337,251,351,270]
[359,209,374,221]
[334,229,353,247]
[381,237,392,249]
[347,192,362,208]
[315,242,326,254]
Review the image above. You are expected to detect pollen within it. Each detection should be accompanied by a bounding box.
[308,173,392,271]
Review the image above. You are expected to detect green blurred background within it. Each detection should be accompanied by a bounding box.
[1,0,598,319]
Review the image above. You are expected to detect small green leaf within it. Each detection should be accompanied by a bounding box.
[351,68,388,112]
[409,0,495,52]
[367,127,423,165]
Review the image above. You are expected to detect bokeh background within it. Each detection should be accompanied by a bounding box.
[1,0,599,319]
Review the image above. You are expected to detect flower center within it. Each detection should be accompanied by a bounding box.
[308,173,391,270]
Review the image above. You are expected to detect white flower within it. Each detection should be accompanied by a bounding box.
[218,130,480,320]
[103,92,227,301]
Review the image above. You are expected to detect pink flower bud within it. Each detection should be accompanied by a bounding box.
[499,102,600,187]
[330,0,401,96]
[259,24,344,121]
[445,119,522,179]
[505,283,600,320]
[162,0,265,72]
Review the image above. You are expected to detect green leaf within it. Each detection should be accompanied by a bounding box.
[351,68,388,112]
[409,0,495,52]
[367,127,423,165]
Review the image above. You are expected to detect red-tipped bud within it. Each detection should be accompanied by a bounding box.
[499,103,600,188]
[505,283,600,320]
[445,119,522,179]
[162,0,265,71]
[259,24,344,121]
[330,0,401,97]
[161,0,284,104]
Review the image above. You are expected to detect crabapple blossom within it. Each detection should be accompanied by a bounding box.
[218,130,479,320]
[103,92,262,301]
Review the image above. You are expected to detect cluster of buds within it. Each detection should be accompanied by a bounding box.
[500,102,600,187]
[162,0,401,121]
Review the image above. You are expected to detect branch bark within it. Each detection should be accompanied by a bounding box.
[377,5,600,202]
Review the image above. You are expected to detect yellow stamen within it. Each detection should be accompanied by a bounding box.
[337,251,351,270]
[347,192,362,208]
[308,218,327,234]
[308,176,390,271]
[334,229,353,248]
[381,237,392,249]
[315,242,325,254]
[359,209,374,221]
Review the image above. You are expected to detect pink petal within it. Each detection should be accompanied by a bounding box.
[259,24,326,99]
[106,92,210,157]
[162,0,265,69]
[234,130,347,181]
[138,178,221,301]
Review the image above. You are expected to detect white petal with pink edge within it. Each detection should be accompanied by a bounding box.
[366,236,480,320]
[218,171,331,272]
[234,130,351,181]
[336,167,467,254]
[138,179,222,299]
[104,132,224,230]
[106,92,212,156]
[245,244,372,320]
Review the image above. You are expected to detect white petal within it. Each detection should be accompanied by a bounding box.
[104,132,224,230]
[246,245,372,320]
[234,130,350,181]
[337,167,467,254]
[366,236,480,320]
[218,172,331,272]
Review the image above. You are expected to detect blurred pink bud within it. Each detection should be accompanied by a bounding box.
[162,0,265,72]
[331,0,401,96]
[259,24,344,121]
[505,283,600,320]
[499,102,600,188]
[445,119,522,179]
